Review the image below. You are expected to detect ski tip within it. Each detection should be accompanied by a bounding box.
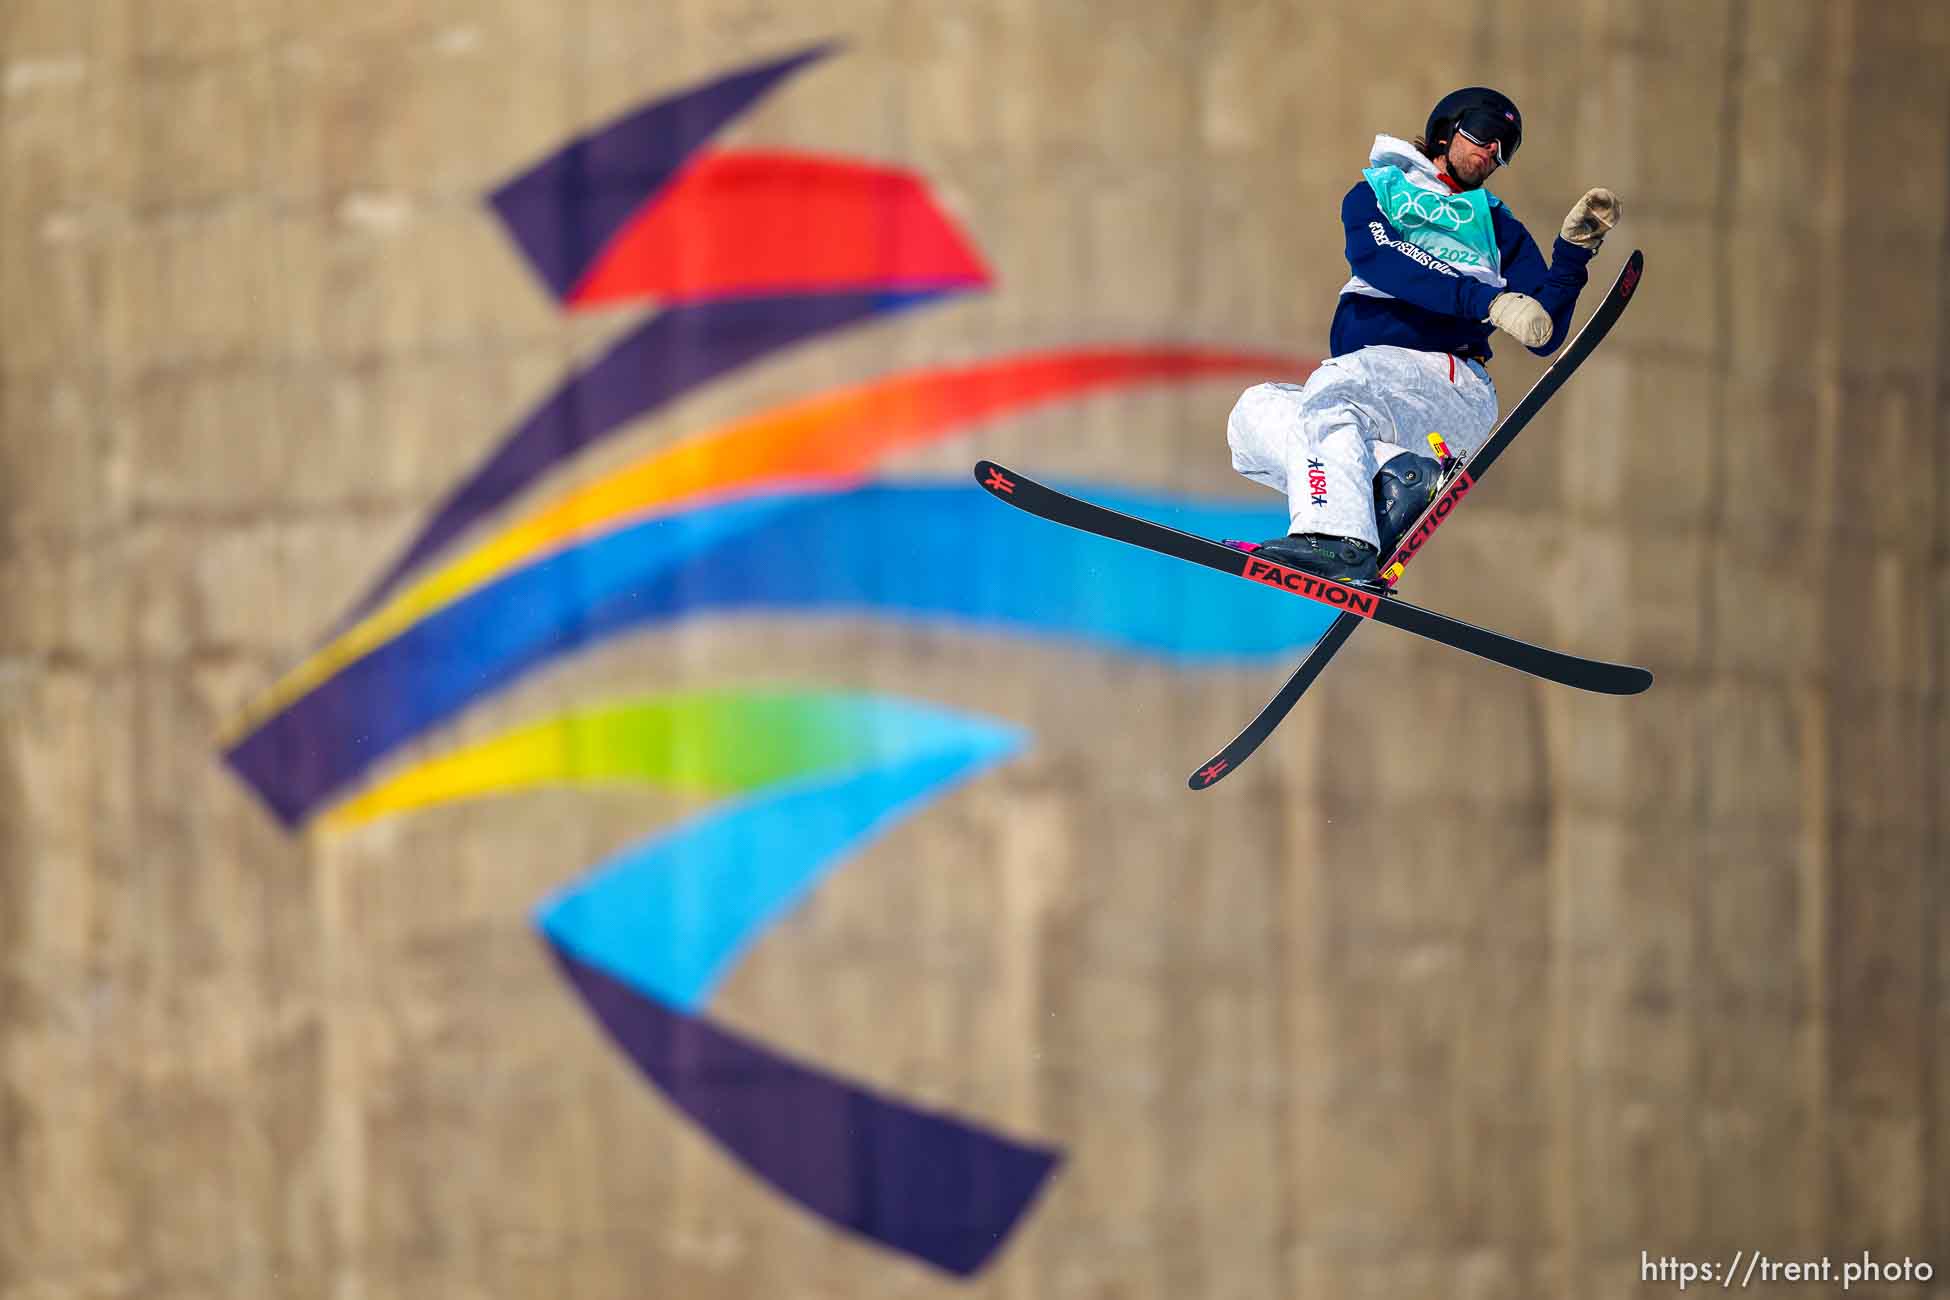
[1187,756,1233,790]
[973,460,1020,498]
[1603,666,1655,696]
[1616,249,1644,299]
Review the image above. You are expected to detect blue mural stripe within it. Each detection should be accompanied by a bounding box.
[489,43,838,301]
[535,718,1023,1010]
[346,290,945,625]
[552,945,1060,1277]
[225,481,1334,825]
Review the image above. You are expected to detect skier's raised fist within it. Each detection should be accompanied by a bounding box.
[1560,188,1621,250]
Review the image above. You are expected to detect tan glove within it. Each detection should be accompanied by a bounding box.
[1560,187,1621,249]
[1487,291,1552,348]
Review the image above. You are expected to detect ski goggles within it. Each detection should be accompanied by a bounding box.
[1452,108,1521,164]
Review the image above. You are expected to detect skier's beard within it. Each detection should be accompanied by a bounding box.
[1442,142,1492,190]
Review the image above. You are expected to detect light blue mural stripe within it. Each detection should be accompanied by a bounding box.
[535,715,1023,1010]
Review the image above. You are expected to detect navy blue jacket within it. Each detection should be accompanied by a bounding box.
[1329,181,1595,362]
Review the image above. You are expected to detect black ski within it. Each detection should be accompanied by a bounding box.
[1188,249,1645,789]
[973,459,1652,697]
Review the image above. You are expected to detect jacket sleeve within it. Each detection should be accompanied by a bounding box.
[1491,205,1596,356]
[1342,183,1501,324]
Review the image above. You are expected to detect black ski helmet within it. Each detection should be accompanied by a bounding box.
[1425,87,1522,165]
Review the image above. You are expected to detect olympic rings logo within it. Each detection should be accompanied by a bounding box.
[1387,189,1473,231]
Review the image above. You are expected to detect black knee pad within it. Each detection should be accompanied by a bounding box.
[1373,452,1443,557]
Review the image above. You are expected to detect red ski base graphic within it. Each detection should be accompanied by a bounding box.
[1240,558,1382,618]
[1382,470,1474,586]
[983,466,1016,495]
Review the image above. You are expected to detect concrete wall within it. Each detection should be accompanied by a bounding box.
[2,1,1945,1297]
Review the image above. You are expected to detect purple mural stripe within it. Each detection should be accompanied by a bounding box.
[551,944,1059,1277]
[347,289,940,623]
[488,44,837,302]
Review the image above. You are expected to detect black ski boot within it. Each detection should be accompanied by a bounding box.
[1246,533,1380,586]
[1373,451,1444,557]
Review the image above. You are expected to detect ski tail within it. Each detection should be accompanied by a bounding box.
[1188,614,1358,789]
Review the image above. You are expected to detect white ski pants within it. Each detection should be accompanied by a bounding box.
[1226,345,1498,547]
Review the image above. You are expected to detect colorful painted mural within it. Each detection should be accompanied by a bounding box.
[220,44,1326,1276]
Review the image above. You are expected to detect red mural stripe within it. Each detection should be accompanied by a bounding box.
[568,151,992,307]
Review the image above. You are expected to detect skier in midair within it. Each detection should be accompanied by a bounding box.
[1227,87,1620,584]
